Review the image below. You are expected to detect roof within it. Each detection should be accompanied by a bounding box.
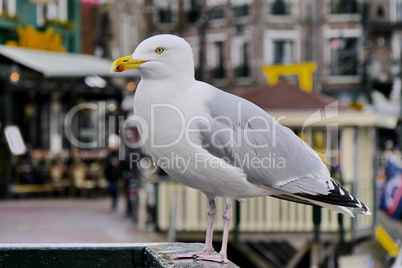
[236,81,397,128]
[238,81,347,110]
[267,110,397,128]
[0,45,138,78]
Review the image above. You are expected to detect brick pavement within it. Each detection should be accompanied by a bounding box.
[0,198,166,244]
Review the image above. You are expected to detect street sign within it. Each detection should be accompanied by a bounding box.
[4,125,27,155]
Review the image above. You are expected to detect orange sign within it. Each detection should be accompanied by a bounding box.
[6,25,66,52]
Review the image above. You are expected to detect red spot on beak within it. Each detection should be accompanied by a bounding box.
[116,65,125,72]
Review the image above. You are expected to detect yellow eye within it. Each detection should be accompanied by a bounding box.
[155,47,164,54]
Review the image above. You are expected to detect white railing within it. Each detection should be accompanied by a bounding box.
[355,182,374,232]
[157,183,232,231]
[156,182,373,235]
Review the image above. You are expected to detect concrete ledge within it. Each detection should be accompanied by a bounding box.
[0,243,239,267]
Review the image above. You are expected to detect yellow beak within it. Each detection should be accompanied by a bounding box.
[110,55,147,73]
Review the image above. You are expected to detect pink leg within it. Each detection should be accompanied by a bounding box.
[196,203,231,263]
[174,199,217,259]
[203,199,217,254]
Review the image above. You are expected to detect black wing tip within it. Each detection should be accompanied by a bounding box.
[294,191,370,214]
[273,179,370,215]
[272,193,371,216]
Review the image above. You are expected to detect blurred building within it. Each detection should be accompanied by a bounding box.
[0,0,138,188]
[105,0,401,143]
[129,1,400,97]
[103,0,401,181]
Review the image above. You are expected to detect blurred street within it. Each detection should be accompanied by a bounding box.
[0,198,166,244]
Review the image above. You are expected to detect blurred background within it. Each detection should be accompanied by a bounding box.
[1,0,402,267]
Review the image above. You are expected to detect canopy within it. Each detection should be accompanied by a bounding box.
[267,110,397,128]
[238,82,398,129]
[0,45,138,78]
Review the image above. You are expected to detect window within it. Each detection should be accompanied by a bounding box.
[158,7,173,23]
[329,0,357,14]
[187,37,200,68]
[0,0,16,16]
[264,30,300,65]
[232,38,250,77]
[270,0,289,15]
[208,41,225,79]
[206,0,226,22]
[37,0,68,26]
[329,37,358,76]
[120,13,138,56]
[324,28,361,80]
[273,40,295,64]
[156,0,177,24]
[233,0,250,17]
[187,0,202,23]
[186,37,201,78]
[266,0,298,21]
[395,0,402,21]
[267,0,296,16]
[210,5,225,20]
[234,4,249,17]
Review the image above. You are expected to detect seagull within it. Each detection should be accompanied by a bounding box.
[111,34,370,263]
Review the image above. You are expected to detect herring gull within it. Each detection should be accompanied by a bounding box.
[111,34,370,263]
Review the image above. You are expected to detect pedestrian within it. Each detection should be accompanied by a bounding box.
[121,148,141,217]
[104,134,121,210]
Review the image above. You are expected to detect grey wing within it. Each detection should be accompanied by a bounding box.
[197,83,370,215]
[199,85,330,193]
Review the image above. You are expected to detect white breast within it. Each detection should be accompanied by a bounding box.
[132,80,276,199]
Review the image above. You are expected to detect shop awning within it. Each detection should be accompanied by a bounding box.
[267,110,398,128]
[0,45,139,78]
[237,81,398,129]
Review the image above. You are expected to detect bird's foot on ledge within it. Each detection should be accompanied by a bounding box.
[173,251,203,260]
[173,252,228,263]
[196,253,228,263]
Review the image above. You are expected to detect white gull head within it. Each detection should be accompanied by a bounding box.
[111,34,195,81]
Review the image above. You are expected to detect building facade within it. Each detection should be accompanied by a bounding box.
[0,0,81,52]
[106,0,401,116]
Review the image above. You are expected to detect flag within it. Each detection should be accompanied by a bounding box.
[380,153,402,219]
